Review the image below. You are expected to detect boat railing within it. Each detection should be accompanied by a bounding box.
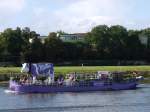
[9,71,138,87]
[10,77,137,88]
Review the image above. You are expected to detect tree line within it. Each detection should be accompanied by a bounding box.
[0,25,150,66]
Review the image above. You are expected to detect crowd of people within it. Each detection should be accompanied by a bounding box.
[10,71,143,86]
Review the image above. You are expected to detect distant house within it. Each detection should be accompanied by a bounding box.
[37,33,86,42]
[139,34,149,45]
[59,33,86,42]
[38,36,48,38]
[38,36,48,44]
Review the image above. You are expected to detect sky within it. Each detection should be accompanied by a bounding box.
[0,0,150,35]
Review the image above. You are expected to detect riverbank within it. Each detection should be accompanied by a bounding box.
[0,66,149,82]
[0,65,150,74]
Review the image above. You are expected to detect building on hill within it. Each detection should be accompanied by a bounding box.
[139,34,150,46]
[38,36,48,38]
[38,33,87,42]
[59,33,86,42]
[38,36,48,44]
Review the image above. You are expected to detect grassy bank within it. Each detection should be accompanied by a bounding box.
[54,66,150,74]
[0,66,149,82]
[0,66,149,74]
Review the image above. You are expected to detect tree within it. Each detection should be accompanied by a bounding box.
[21,27,40,63]
[109,25,128,59]
[124,30,143,60]
[57,30,67,37]
[0,28,25,63]
[63,42,78,61]
[140,28,150,61]
[44,33,64,62]
[86,25,110,59]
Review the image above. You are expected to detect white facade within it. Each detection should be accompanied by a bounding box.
[59,34,85,42]
[38,36,48,38]
[139,34,149,45]
[38,34,86,42]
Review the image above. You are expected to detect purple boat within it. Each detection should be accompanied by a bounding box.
[9,81,137,93]
[9,63,140,93]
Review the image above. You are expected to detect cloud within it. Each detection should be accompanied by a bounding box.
[30,0,128,34]
[49,0,132,33]
[1,0,147,35]
[0,0,25,31]
[0,0,25,13]
[61,0,119,17]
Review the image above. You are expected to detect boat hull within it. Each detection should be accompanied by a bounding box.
[9,81,137,93]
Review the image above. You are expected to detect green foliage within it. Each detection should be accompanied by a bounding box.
[44,32,64,61]
[0,25,150,65]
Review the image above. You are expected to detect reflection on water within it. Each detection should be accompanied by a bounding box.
[0,84,150,112]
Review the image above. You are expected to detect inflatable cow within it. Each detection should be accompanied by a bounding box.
[21,63,54,84]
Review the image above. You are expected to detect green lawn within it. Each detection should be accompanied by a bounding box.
[0,66,149,74]
[0,67,20,74]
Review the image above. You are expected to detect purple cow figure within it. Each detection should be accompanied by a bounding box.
[21,63,54,84]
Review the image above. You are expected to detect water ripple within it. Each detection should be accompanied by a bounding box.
[1,103,150,112]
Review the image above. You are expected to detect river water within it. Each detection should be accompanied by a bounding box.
[0,84,150,112]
